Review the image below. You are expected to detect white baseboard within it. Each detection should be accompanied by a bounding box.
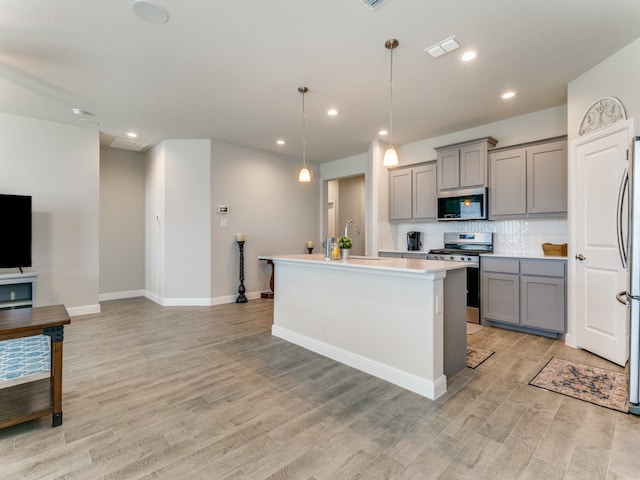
[99,290,146,302]
[67,304,101,316]
[161,297,212,306]
[142,290,265,307]
[211,291,263,305]
[272,325,447,400]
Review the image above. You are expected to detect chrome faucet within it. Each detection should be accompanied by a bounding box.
[344,219,360,238]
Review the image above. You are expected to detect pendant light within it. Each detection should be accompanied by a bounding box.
[298,86,311,183]
[383,38,399,167]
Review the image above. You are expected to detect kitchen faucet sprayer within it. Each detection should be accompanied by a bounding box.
[344,219,360,238]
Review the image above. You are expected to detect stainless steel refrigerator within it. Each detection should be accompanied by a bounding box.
[617,135,640,416]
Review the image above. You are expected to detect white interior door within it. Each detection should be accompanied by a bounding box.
[573,121,632,366]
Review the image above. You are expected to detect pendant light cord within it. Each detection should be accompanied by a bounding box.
[302,89,306,168]
[388,44,393,150]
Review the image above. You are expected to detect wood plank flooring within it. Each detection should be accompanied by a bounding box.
[0,297,639,479]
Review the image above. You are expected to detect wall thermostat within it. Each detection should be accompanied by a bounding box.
[217,205,229,214]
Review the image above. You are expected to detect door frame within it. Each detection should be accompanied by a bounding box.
[566,117,635,350]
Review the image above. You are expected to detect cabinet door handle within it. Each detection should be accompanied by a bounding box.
[575,253,586,261]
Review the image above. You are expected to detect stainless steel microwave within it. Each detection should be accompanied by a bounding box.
[437,188,488,221]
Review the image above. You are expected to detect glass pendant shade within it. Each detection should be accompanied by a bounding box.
[383,146,398,167]
[298,167,311,183]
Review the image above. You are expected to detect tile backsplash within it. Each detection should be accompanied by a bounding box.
[380,218,568,255]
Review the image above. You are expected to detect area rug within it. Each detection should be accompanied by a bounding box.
[529,357,628,413]
[466,323,484,335]
[466,346,494,368]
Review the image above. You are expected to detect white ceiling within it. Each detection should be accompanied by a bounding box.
[1,0,639,162]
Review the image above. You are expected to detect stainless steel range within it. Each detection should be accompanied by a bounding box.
[428,232,493,324]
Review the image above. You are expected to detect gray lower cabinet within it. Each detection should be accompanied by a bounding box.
[481,257,566,336]
[388,161,437,221]
[489,136,567,219]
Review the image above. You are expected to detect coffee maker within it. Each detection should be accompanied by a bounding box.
[407,231,422,251]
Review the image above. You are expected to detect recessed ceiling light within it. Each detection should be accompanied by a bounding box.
[378,129,388,136]
[126,132,138,138]
[501,91,516,100]
[131,0,169,24]
[460,50,478,62]
[327,108,338,116]
[276,139,285,145]
[71,107,93,116]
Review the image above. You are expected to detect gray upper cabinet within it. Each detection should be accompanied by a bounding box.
[389,161,437,221]
[435,137,498,192]
[489,136,567,219]
[389,168,412,220]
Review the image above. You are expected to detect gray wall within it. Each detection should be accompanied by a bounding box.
[338,175,365,256]
[0,112,99,314]
[99,146,146,299]
[211,140,320,301]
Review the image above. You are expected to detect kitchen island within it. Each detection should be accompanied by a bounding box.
[270,254,468,400]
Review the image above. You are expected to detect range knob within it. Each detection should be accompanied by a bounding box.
[449,256,455,261]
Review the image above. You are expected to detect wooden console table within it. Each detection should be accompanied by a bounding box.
[258,256,275,298]
[0,304,70,429]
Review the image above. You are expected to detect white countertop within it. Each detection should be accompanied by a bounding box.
[379,249,567,261]
[378,249,429,254]
[268,253,468,274]
[482,252,568,261]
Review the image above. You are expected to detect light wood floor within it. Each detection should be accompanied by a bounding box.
[1,297,639,479]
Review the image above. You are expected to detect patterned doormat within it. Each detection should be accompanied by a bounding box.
[466,346,494,368]
[529,357,629,413]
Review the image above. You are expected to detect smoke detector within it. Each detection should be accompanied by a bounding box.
[359,0,390,11]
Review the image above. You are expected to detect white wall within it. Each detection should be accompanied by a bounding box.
[0,112,99,314]
[99,146,145,299]
[145,142,166,300]
[211,140,320,302]
[567,38,640,146]
[566,36,640,345]
[398,106,568,167]
[146,140,211,305]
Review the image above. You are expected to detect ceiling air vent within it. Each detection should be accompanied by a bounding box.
[110,137,148,152]
[359,0,390,11]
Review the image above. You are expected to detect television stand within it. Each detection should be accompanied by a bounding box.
[0,304,70,428]
[0,272,37,310]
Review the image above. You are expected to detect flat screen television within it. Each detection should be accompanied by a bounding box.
[0,194,32,269]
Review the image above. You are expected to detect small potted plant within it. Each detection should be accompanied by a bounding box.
[338,236,352,260]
